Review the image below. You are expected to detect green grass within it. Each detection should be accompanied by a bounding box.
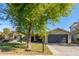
[0,43,52,55]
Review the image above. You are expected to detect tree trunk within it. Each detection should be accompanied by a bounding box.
[26,24,32,51]
[42,37,45,53]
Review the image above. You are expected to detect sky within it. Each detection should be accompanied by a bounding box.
[47,4,79,31]
[0,3,79,32]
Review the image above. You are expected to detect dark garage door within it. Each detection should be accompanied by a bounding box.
[48,34,68,43]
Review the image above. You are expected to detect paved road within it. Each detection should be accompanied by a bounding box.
[47,43,79,56]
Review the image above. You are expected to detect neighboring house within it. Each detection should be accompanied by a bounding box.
[0,32,25,43]
[45,28,71,43]
[8,32,19,43]
[9,32,25,43]
[70,22,79,43]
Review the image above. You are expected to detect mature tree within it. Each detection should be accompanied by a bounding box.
[3,28,11,39]
[6,3,74,50]
[3,28,11,35]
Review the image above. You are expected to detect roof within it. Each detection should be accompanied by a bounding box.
[48,28,70,34]
[70,22,79,28]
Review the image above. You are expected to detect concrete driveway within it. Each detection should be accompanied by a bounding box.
[47,43,79,56]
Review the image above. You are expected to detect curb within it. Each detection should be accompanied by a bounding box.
[47,45,59,55]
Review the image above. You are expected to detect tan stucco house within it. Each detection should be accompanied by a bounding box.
[45,28,71,44]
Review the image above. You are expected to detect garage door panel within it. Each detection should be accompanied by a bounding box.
[48,34,68,43]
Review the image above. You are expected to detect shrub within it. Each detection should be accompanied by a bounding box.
[0,46,14,52]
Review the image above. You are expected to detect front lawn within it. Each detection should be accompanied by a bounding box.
[0,43,52,55]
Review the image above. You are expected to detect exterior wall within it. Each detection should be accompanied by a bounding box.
[68,34,71,44]
[45,34,48,43]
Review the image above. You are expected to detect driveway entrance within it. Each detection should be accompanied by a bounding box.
[47,43,79,56]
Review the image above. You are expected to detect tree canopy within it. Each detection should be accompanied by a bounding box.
[3,28,11,35]
[7,3,74,35]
